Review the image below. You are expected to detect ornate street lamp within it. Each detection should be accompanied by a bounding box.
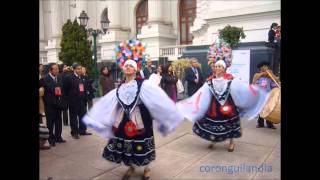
[78,10,110,96]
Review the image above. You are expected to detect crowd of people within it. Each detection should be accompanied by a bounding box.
[39,63,110,150]
[38,56,211,149]
[39,55,279,150]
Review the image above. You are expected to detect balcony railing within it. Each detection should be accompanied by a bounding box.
[159,45,189,60]
[159,44,210,60]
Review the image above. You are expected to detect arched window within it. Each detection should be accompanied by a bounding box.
[179,0,196,44]
[136,0,148,35]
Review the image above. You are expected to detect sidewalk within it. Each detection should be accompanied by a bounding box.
[40,118,280,180]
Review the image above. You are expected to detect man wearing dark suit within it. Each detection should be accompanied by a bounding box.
[65,63,92,139]
[268,22,280,75]
[268,23,278,45]
[41,63,67,146]
[142,59,156,79]
[59,64,70,126]
[185,58,204,97]
[81,67,95,110]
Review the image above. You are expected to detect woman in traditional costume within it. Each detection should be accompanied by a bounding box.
[82,40,185,180]
[177,41,269,152]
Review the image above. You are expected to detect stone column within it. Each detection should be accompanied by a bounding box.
[148,0,163,23]
[107,0,121,29]
[138,0,176,60]
[190,0,209,45]
[39,0,47,63]
[98,0,130,62]
[45,0,62,63]
[50,0,62,38]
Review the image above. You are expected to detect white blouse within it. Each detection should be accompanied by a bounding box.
[82,79,185,139]
[177,78,269,123]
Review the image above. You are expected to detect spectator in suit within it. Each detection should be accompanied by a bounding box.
[41,63,67,146]
[268,23,278,45]
[268,22,280,76]
[65,63,92,139]
[81,67,95,110]
[142,59,156,79]
[59,64,70,126]
[185,58,204,97]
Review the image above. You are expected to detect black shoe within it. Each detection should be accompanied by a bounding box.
[79,132,92,136]
[49,142,55,147]
[72,134,80,139]
[56,138,66,143]
[256,125,264,128]
[48,139,55,147]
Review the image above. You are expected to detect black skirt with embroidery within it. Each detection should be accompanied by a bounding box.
[193,96,242,142]
[102,104,156,166]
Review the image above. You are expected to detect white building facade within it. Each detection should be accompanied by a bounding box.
[39,0,280,64]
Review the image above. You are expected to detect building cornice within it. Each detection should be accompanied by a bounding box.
[204,2,280,21]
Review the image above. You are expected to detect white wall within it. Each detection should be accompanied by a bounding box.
[207,11,280,43]
[42,0,52,41]
[120,1,130,30]
[86,0,99,30]
[204,0,276,12]
[128,0,138,38]
[192,1,281,45]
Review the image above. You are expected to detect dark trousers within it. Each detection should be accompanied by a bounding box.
[62,108,69,125]
[257,116,274,127]
[45,105,62,142]
[69,104,87,135]
[187,83,202,97]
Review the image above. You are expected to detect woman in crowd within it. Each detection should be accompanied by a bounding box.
[99,66,115,96]
[160,63,178,102]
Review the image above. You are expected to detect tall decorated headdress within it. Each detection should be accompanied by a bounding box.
[207,37,232,68]
[115,39,147,70]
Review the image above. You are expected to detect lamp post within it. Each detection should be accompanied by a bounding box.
[78,10,110,96]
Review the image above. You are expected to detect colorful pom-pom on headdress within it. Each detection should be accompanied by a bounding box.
[115,39,147,70]
[207,38,232,68]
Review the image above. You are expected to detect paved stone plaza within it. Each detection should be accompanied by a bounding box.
[40,118,280,180]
